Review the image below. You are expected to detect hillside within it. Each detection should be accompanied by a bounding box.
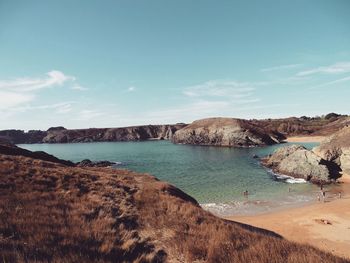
[0,124,186,144]
[0,145,348,262]
[172,117,285,147]
[0,115,348,145]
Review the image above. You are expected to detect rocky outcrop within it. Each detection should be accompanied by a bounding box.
[76,159,117,167]
[0,129,47,144]
[261,145,341,184]
[172,118,285,147]
[314,126,350,174]
[0,142,74,166]
[0,124,186,144]
[252,115,350,137]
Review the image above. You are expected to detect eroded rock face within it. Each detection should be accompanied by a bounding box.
[0,124,187,144]
[314,126,350,174]
[261,145,341,184]
[172,118,285,147]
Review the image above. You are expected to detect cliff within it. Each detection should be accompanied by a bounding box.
[172,118,285,147]
[1,114,348,146]
[0,145,347,262]
[314,126,350,174]
[0,124,186,144]
[254,115,350,136]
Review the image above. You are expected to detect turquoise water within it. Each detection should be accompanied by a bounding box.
[19,141,321,216]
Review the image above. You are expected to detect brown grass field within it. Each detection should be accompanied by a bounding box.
[0,150,349,262]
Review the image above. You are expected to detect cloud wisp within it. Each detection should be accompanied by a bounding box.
[297,62,350,76]
[261,64,302,72]
[0,70,74,92]
[0,70,80,110]
[183,80,262,100]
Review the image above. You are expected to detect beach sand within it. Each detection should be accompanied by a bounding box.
[286,136,326,143]
[227,174,350,259]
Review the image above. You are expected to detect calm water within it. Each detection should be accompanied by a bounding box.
[19,141,321,216]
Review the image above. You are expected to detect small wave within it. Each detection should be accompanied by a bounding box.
[268,169,307,184]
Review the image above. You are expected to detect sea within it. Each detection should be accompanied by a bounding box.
[19,140,324,216]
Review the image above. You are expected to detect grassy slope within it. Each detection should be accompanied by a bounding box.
[0,153,349,262]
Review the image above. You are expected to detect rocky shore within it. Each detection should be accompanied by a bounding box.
[262,125,350,184]
[314,126,350,174]
[261,145,341,184]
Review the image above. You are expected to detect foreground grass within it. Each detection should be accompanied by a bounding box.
[0,153,348,262]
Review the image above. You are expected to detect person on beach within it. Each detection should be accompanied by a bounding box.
[317,194,320,202]
[243,190,249,198]
[322,191,326,202]
[339,192,342,199]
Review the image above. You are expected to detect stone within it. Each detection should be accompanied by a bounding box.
[261,145,341,184]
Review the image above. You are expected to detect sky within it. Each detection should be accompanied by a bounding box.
[0,0,350,130]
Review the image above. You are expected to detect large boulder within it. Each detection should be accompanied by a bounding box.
[172,118,285,147]
[262,145,341,184]
[314,126,350,174]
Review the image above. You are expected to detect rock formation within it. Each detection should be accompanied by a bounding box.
[0,124,186,144]
[172,118,285,147]
[261,145,341,184]
[76,159,117,167]
[314,126,350,174]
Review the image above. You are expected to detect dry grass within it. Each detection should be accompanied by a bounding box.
[0,153,349,263]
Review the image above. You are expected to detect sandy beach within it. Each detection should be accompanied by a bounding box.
[227,174,350,259]
[286,136,326,143]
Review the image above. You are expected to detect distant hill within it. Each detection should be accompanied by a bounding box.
[0,114,349,146]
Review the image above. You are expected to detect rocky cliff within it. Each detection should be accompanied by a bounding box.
[252,115,350,137]
[0,145,347,262]
[172,118,285,147]
[314,126,350,174]
[261,145,341,184]
[0,124,186,144]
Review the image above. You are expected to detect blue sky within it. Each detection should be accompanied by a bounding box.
[1,0,350,130]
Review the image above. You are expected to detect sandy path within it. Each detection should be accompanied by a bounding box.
[286,136,326,143]
[227,174,350,259]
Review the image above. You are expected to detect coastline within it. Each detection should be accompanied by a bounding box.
[226,173,350,259]
[286,136,326,143]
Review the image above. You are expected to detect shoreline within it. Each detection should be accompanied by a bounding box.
[226,174,350,259]
[285,136,326,143]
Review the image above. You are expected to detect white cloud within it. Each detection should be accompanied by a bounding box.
[71,85,88,91]
[76,110,104,121]
[183,80,260,99]
[147,100,230,123]
[310,75,350,89]
[127,86,135,92]
[0,70,74,92]
[297,62,350,76]
[261,64,302,72]
[0,91,34,110]
[6,102,75,114]
[0,71,80,113]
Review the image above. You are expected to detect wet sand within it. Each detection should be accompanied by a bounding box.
[227,174,350,259]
